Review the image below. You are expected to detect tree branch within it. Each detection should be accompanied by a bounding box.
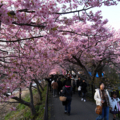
[55,7,93,15]
[12,22,45,28]
[17,9,35,13]
[0,35,43,42]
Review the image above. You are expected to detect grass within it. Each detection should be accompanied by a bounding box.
[4,85,47,120]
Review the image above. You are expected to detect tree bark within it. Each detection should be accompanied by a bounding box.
[34,79,44,91]
[29,82,36,115]
[36,82,42,101]
[19,87,21,99]
[12,97,31,107]
[38,82,44,91]
[72,55,91,81]
[91,61,105,84]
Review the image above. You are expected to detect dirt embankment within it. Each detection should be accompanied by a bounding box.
[0,82,46,120]
[0,89,30,120]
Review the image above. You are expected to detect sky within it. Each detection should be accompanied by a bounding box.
[61,3,120,31]
[91,4,120,30]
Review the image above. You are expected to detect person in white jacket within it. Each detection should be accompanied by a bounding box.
[94,82,111,120]
[110,91,120,120]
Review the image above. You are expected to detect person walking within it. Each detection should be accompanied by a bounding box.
[63,77,67,87]
[77,77,82,97]
[94,82,111,120]
[110,91,120,120]
[67,76,71,85]
[57,78,63,95]
[48,76,52,92]
[62,81,72,116]
[72,79,76,94]
[81,79,87,102]
[63,77,71,87]
[51,80,58,97]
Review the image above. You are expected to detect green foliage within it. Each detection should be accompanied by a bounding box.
[104,67,120,89]
[4,85,47,120]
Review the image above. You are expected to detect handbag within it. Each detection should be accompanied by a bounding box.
[78,86,81,91]
[95,105,102,115]
[95,90,102,115]
[59,96,67,102]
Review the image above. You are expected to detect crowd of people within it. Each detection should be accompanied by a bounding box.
[47,74,88,115]
[48,75,87,100]
[47,75,120,120]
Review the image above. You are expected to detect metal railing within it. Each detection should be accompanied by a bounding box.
[43,84,49,120]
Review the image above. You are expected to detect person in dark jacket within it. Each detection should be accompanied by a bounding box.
[72,79,76,94]
[67,77,71,85]
[76,77,83,97]
[57,78,63,95]
[48,76,52,92]
[63,77,66,87]
[81,79,87,102]
[63,77,70,87]
[62,81,72,115]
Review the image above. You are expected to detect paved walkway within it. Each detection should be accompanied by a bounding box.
[49,93,114,120]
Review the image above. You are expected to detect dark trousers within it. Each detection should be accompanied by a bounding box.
[78,90,81,97]
[58,88,61,95]
[65,100,72,114]
[82,92,86,99]
[53,89,57,96]
[73,86,76,93]
[49,83,51,92]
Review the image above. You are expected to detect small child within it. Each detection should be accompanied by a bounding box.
[110,91,120,120]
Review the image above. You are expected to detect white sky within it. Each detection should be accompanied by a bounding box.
[91,4,120,30]
[61,3,120,30]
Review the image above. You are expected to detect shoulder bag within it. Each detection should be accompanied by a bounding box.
[78,86,81,91]
[59,87,67,102]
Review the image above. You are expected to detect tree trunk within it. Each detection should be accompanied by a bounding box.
[34,79,44,91]
[12,97,31,107]
[91,72,96,84]
[30,103,36,116]
[82,66,91,81]
[98,70,102,81]
[19,87,21,99]
[36,82,42,101]
[38,82,44,91]
[72,55,91,81]
[29,82,36,115]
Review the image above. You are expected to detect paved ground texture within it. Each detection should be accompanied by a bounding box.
[49,93,116,120]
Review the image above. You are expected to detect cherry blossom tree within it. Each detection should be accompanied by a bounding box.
[0,0,119,116]
[60,22,120,83]
[0,39,54,115]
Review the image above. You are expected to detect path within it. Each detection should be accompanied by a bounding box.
[49,93,114,120]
